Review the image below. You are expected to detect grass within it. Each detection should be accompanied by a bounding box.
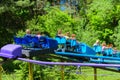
[1,66,120,80]
[74,67,120,80]
[2,73,19,80]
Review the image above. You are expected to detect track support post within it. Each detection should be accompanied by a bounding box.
[94,67,97,80]
[29,62,33,80]
[0,65,3,80]
[61,65,64,80]
[60,58,64,80]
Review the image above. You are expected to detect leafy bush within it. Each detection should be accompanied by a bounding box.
[26,7,75,37]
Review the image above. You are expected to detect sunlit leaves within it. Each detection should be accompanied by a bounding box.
[26,7,74,37]
[0,6,5,14]
[87,0,114,29]
[15,0,34,8]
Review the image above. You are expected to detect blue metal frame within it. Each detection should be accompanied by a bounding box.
[14,35,120,64]
[14,36,58,49]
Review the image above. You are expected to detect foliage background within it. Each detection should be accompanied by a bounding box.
[0,0,120,80]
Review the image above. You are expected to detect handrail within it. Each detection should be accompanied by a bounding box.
[18,58,120,67]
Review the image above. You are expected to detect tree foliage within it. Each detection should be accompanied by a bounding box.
[0,0,120,79]
[26,7,75,37]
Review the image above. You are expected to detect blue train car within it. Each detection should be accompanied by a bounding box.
[92,45,119,57]
[14,36,58,50]
[55,36,96,55]
[13,35,120,64]
[55,36,120,64]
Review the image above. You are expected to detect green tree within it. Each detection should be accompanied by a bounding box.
[86,0,117,43]
[0,0,35,46]
[26,7,75,37]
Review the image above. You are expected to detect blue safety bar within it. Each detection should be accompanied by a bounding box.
[55,36,66,44]
[13,36,22,44]
[104,48,113,56]
[93,45,102,53]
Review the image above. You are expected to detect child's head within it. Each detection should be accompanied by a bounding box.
[66,32,70,36]
[113,47,117,50]
[57,29,62,34]
[102,42,106,46]
[96,39,100,44]
[71,34,76,39]
[26,29,31,34]
[108,44,113,48]
[36,31,41,35]
[71,34,76,37]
